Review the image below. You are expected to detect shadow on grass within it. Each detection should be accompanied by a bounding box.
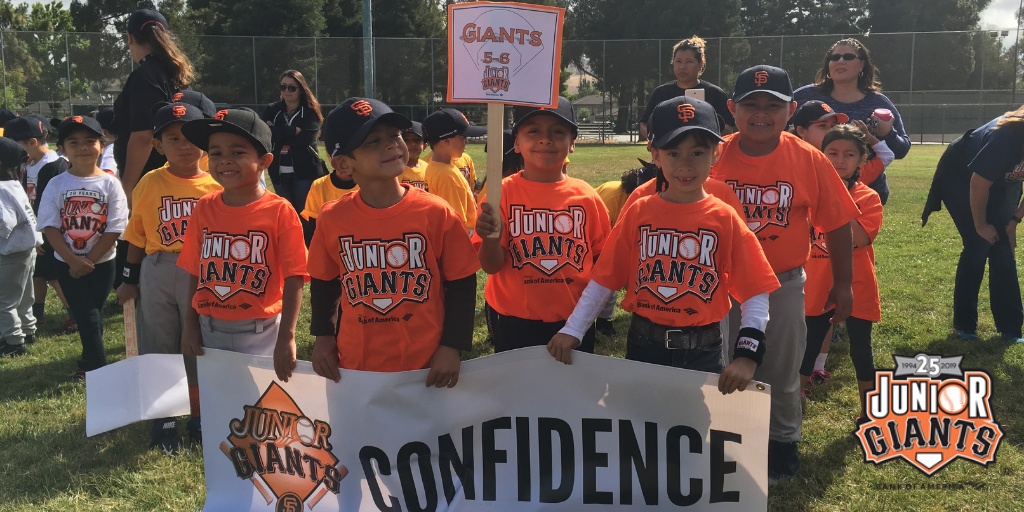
[768,433,863,511]
[0,356,81,404]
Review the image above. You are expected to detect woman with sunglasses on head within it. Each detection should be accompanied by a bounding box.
[793,38,910,205]
[261,70,325,245]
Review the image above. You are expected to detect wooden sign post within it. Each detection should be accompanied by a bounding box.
[447,2,565,236]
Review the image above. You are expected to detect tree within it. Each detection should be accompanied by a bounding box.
[740,0,868,36]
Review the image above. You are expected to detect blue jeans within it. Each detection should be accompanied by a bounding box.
[272,173,315,245]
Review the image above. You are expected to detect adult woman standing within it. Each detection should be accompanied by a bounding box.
[923,109,1024,343]
[639,36,734,139]
[114,9,192,206]
[793,38,910,204]
[261,69,324,242]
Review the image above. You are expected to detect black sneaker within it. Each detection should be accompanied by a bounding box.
[0,342,27,357]
[24,334,36,345]
[186,416,203,446]
[767,440,799,484]
[151,418,181,455]
[596,318,617,336]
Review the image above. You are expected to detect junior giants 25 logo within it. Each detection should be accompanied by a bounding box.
[635,226,720,303]
[222,382,347,510]
[725,180,793,233]
[855,354,1004,476]
[507,205,588,275]
[338,233,432,315]
[60,189,108,251]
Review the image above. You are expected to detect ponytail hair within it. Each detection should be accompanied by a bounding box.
[133,23,194,90]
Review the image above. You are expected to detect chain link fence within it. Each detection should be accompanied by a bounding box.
[1,29,1020,143]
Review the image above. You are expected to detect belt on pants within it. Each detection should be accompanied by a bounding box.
[628,313,721,350]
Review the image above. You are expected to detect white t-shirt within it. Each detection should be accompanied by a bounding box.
[25,150,59,203]
[36,172,128,263]
[98,145,118,175]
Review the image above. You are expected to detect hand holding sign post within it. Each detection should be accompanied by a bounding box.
[447,1,565,237]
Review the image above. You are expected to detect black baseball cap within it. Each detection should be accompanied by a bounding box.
[126,9,168,36]
[153,103,205,136]
[323,98,411,157]
[733,65,793,102]
[484,129,517,156]
[789,100,849,128]
[57,115,104,145]
[0,137,28,169]
[4,117,47,141]
[511,96,578,138]
[402,121,425,139]
[0,110,17,126]
[168,90,217,117]
[181,108,272,155]
[95,107,115,131]
[422,108,486,143]
[648,96,724,149]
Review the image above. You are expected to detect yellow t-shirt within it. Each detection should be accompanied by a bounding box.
[399,159,428,191]
[424,160,477,231]
[595,180,629,226]
[424,151,476,190]
[301,173,359,220]
[124,164,222,254]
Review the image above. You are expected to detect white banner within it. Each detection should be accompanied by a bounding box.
[198,347,769,511]
[447,2,564,107]
[86,353,189,437]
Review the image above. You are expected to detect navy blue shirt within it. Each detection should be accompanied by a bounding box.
[966,117,1024,222]
[793,84,910,159]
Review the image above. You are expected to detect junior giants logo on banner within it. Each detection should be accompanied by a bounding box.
[222,382,348,510]
[855,353,1004,476]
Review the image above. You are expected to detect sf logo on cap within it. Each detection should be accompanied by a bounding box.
[171,105,187,118]
[754,70,770,87]
[821,103,832,113]
[172,92,184,102]
[676,104,696,122]
[71,116,83,123]
[351,100,373,117]
[214,110,228,120]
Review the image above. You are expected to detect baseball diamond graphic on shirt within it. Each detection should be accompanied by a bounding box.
[60,188,109,252]
[337,233,432,315]
[197,229,271,301]
[506,204,590,276]
[635,225,721,304]
[724,180,794,233]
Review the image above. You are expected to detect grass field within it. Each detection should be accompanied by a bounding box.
[2,143,1024,511]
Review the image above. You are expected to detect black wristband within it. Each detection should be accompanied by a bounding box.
[121,262,141,285]
[1012,215,1022,224]
[734,327,766,366]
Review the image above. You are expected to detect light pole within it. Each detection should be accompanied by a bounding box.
[363,0,375,98]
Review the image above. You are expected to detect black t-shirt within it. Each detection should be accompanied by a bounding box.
[640,80,735,129]
[112,54,177,178]
[967,117,1024,221]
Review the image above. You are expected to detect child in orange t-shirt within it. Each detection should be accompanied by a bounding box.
[178,109,308,384]
[801,125,883,422]
[715,66,860,483]
[476,96,611,353]
[307,98,479,388]
[549,97,779,396]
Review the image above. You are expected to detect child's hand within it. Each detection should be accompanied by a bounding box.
[68,255,94,278]
[823,284,853,324]
[547,333,580,365]
[425,345,460,388]
[475,203,501,238]
[181,325,204,357]
[116,283,139,306]
[274,337,297,382]
[871,114,894,137]
[718,357,757,394]
[311,335,341,383]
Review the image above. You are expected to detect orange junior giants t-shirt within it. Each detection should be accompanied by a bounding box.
[484,172,612,322]
[621,176,745,218]
[306,186,480,372]
[805,182,883,321]
[592,193,779,326]
[177,190,309,321]
[858,156,884,187]
[711,131,860,274]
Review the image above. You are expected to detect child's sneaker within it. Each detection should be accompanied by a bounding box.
[810,369,832,385]
[955,329,979,341]
[72,359,89,379]
[24,334,36,345]
[151,418,181,455]
[0,342,27,357]
[59,316,78,335]
[186,417,203,446]
[596,318,617,336]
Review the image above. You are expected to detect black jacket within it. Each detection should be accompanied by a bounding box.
[261,101,325,182]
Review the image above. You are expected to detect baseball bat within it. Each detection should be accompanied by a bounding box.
[124,298,138,358]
